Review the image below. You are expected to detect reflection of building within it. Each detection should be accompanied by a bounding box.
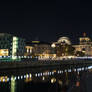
[0,33,25,59]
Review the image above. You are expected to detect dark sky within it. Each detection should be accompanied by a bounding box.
[0,0,92,44]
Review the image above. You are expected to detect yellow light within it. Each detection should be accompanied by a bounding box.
[11,76,16,92]
[51,43,56,48]
[52,70,56,73]
[58,80,63,85]
[42,76,45,81]
[25,78,32,83]
[32,41,40,43]
[51,78,56,83]
[12,37,18,59]
[0,49,8,56]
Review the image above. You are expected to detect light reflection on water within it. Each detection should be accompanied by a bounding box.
[0,66,91,92]
[0,66,90,83]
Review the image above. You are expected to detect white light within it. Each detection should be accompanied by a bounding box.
[3,79,5,82]
[40,73,42,76]
[18,76,20,80]
[65,70,67,72]
[24,75,26,78]
[74,69,76,72]
[14,77,16,80]
[68,69,71,72]
[48,72,50,75]
[11,77,13,81]
[52,72,54,75]
[61,71,63,73]
[88,66,92,69]
[57,71,60,74]
[38,73,41,77]
[24,56,26,58]
[82,67,84,70]
[7,78,9,81]
[77,68,81,71]
[60,71,61,73]
[43,73,45,76]
[21,76,23,79]
[35,74,37,77]
[49,72,52,75]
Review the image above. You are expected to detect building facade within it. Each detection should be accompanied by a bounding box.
[73,35,92,56]
[0,33,25,59]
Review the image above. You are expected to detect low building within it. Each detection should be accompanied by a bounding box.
[31,41,56,59]
[73,44,92,56]
[25,42,33,56]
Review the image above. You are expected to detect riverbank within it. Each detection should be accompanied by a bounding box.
[0,59,92,70]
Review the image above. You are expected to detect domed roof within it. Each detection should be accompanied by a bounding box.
[57,37,71,45]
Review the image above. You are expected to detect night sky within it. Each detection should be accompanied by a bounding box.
[0,0,92,44]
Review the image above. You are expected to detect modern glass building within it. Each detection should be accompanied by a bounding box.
[0,33,25,60]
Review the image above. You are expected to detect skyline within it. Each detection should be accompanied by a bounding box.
[0,1,92,43]
[0,32,91,45]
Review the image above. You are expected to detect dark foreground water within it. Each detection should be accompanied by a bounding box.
[0,66,91,92]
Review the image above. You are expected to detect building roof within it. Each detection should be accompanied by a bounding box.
[26,41,51,46]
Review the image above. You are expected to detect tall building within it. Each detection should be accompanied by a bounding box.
[0,33,25,59]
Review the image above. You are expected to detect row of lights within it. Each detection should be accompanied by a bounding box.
[35,72,55,77]
[57,67,88,74]
[0,56,38,59]
[0,66,89,83]
[0,73,32,83]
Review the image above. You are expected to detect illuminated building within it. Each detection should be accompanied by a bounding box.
[25,42,33,56]
[51,37,72,56]
[80,37,91,45]
[57,37,71,45]
[31,41,56,59]
[73,44,92,56]
[73,34,92,56]
[0,33,25,59]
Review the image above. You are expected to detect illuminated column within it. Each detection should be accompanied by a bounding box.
[12,37,18,59]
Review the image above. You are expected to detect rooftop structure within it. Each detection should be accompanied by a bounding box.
[57,37,71,45]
